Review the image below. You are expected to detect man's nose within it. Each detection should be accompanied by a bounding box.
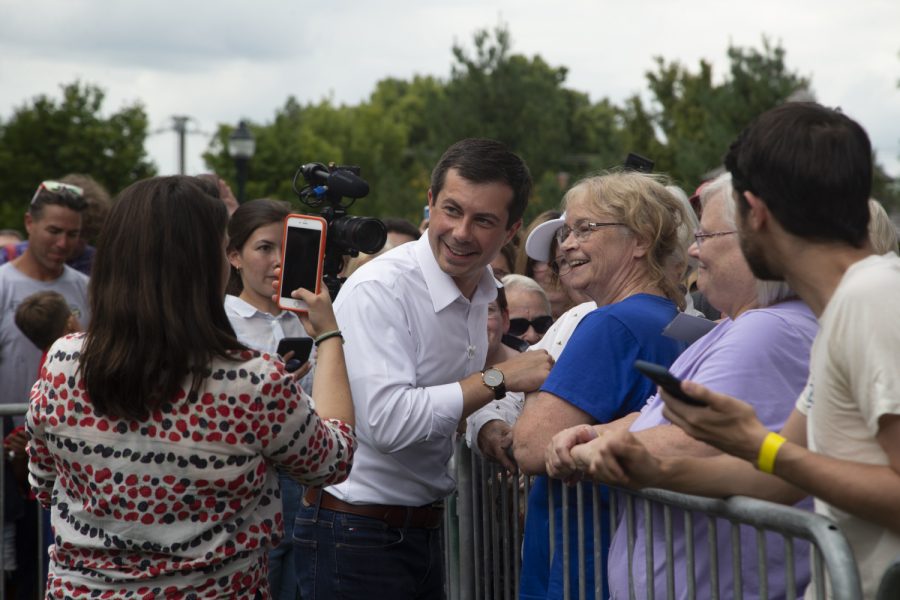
[452,218,474,241]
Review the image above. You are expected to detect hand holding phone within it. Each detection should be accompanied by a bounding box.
[278,214,327,313]
[277,337,313,362]
[633,360,707,407]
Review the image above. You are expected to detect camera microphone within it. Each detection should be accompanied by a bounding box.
[327,170,369,199]
[299,163,369,200]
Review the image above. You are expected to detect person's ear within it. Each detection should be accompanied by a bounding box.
[631,235,650,259]
[24,212,34,236]
[742,191,770,231]
[504,219,522,245]
[227,247,242,270]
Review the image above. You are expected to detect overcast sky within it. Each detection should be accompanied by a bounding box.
[2,0,899,185]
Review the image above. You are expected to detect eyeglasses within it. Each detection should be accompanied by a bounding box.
[549,255,572,277]
[555,221,623,245]
[31,181,84,205]
[692,229,736,247]
[508,315,554,337]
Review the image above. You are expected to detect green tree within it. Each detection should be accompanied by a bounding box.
[202,25,632,225]
[203,95,419,220]
[624,39,810,189]
[436,24,626,218]
[0,81,155,229]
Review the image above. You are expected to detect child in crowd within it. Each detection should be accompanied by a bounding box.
[3,291,81,594]
[8,290,82,481]
[14,290,82,368]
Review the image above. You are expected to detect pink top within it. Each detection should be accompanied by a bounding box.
[27,333,355,599]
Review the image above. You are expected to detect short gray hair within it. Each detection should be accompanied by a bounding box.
[501,274,551,314]
[700,173,795,307]
[868,199,899,254]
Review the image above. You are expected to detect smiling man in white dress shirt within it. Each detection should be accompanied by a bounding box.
[293,138,554,599]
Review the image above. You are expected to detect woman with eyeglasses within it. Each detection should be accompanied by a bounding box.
[500,274,553,345]
[25,176,355,599]
[548,172,818,600]
[511,171,689,600]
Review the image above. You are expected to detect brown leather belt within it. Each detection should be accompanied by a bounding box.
[303,488,444,529]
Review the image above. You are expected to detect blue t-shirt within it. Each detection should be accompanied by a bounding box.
[520,294,684,600]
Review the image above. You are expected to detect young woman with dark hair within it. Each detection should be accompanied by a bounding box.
[26,176,355,598]
[224,198,314,599]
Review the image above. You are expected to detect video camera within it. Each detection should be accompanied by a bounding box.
[293,162,387,298]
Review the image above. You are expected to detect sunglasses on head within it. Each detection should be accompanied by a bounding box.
[31,180,84,205]
[507,315,553,337]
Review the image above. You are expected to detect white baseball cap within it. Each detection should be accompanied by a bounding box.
[524,212,566,262]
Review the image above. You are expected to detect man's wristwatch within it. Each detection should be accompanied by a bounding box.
[481,367,507,400]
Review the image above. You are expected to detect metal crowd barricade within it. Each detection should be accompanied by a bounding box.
[1,402,45,599]
[444,438,864,600]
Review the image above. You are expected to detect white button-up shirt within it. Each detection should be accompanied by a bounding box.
[224,294,314,393]
[328,235,497,505]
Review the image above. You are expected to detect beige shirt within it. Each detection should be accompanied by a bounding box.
[796,253,900,599]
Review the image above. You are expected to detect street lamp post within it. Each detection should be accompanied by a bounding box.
[227,120,256,204]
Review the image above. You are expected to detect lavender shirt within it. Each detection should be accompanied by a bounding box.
[608,299,818,600]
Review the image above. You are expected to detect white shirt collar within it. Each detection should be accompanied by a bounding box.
[412,235,498,313]
[224,294,294,321]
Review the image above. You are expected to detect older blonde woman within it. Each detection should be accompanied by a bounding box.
[555,172,818,599]
[512,171,688,600]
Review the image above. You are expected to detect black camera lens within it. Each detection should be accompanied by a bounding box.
[331,216,387,254]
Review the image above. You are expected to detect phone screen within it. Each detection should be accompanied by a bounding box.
[280,225,323,299]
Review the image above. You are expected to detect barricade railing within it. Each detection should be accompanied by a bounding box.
[444,439,864,600]
[1,402,44,599]
[2,407,871,599]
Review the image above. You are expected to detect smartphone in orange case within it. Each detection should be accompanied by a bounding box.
[277,214,327,313]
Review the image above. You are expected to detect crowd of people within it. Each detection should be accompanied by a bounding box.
[0,101,897,599]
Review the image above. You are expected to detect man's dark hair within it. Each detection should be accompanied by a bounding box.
[724,102,872,247]
[80,176,244,419]
[382,217,421,241]
[29,185,88,220]
[430,138,532,229]
[14,291,72,352]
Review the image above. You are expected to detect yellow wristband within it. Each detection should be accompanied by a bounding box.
[757,432,787,474]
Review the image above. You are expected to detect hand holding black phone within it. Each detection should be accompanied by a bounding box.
[277,337,313,373]
[633,360,707,407]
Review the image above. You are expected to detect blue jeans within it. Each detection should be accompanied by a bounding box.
[293,499,444,599]
[269,472,301,600]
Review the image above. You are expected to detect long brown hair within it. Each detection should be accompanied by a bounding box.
[80,176,244,419]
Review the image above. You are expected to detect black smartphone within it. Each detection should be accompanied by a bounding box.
[633,360,707,406]
[277,337,313,364]
[623,152,654,173]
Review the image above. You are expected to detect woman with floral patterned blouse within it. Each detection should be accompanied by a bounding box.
[26,176,355,599]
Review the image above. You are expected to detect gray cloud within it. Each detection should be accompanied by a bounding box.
[1,0,898,177]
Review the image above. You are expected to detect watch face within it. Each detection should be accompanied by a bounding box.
[483,368,504,387]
